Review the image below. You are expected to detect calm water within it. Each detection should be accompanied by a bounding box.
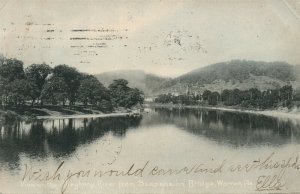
[1,107,300,193]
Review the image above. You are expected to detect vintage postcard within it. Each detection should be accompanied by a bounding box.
[1,0,300,193]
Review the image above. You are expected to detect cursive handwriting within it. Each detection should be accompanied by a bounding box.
[256,168,286,191]
[21,152,300,194]
[22,161,149,194]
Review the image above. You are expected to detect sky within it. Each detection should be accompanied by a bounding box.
[0,0,299,77]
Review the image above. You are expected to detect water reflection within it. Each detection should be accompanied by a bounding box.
[146,107,300,146]
[1,107,300,171]
[0,116,142,169]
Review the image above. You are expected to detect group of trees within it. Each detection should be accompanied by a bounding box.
[154,85,300,110]
[0,56,144,110]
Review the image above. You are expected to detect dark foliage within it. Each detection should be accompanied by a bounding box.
[0,56,144,111]
[155,85,298,110]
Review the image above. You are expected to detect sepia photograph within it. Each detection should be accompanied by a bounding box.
[0,0,300,193]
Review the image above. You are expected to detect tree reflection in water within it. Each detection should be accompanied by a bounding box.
[0,116,142,169]
[1,107,300,170]
[148,107,300,147]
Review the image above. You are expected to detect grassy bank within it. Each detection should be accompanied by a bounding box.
[0,105,141,121]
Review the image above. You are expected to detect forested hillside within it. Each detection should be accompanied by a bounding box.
[159,60,300,94]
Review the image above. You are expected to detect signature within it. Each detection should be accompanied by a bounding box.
[256,169,286,191]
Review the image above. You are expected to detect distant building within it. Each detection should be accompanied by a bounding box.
[144,97,154,102]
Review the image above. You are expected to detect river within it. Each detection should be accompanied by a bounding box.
[0,107,300,193]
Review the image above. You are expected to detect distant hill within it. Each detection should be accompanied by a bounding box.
[94,70,170,95]
[95,60,300,96]
[158,60,300,94]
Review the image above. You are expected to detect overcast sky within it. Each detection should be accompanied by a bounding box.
[0,0,299,77]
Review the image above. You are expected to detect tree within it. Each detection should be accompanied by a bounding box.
[293,89,300,100]
[249,88,261,101]
[279,85,293,107]
[0,53,4,65]
[0,77,6,108]
[202,90,212,101]
[221,89,230,102]
[0,58,25,81]
[25,63,52,106]
[222,89,242,106]
[6,79,32,107]
[108,79,144,108]
[155,94,172,104]
[208,92,220,106]
[108,79,130,107]
[78,75,108,106]
[53,65,82,105]
[0,58,26,107]
[125,88,144,108]
[41,76,68,105]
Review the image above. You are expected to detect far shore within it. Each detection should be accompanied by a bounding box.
[147,103,300,121]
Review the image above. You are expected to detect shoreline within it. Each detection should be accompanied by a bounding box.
[1,104,299,121]
[147,103,300,121]
[0,106,141,121]
[36,112,140,120]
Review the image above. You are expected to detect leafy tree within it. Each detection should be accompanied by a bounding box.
[0,58,27,107]
[279,85,293,107]
[108,79,130,107]
[108,79,144,108]
[0,58,25,81]
[280,85,293,100]
[0,77,6,108]
[41,76,68,105]
[78,75,108,106]
[208,92,220,106]
[53,65,82,105]
[221,89,230,101]
[25,63,52,106]
[125,88,144,108]
[249,88,261,101]
[6,79,32,107]
[0,53,4,65]
[202,90,212,101]
[155,94,172,104]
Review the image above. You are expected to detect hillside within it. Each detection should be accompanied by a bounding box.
[159,60,300,94]
[94,70,169,95]
[94,60,300,96]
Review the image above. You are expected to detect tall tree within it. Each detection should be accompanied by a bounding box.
[108,79,144,108]
[0,58,25,81]
[221,89,230,102]
[41,76,68,106]
[125,88,144,108]
[25,63,52,106]
[279,85,293,107]
[6,79,32,107]
[108,79,130,107]
[53,65,82,105]
[202,90,212,101]
[208,92,220,106]
[0,58,26,107]
[78,75,108,106]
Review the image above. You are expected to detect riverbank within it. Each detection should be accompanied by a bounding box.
[36,112,141,120]
[0,105,141,121]
[147,103,300,121]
